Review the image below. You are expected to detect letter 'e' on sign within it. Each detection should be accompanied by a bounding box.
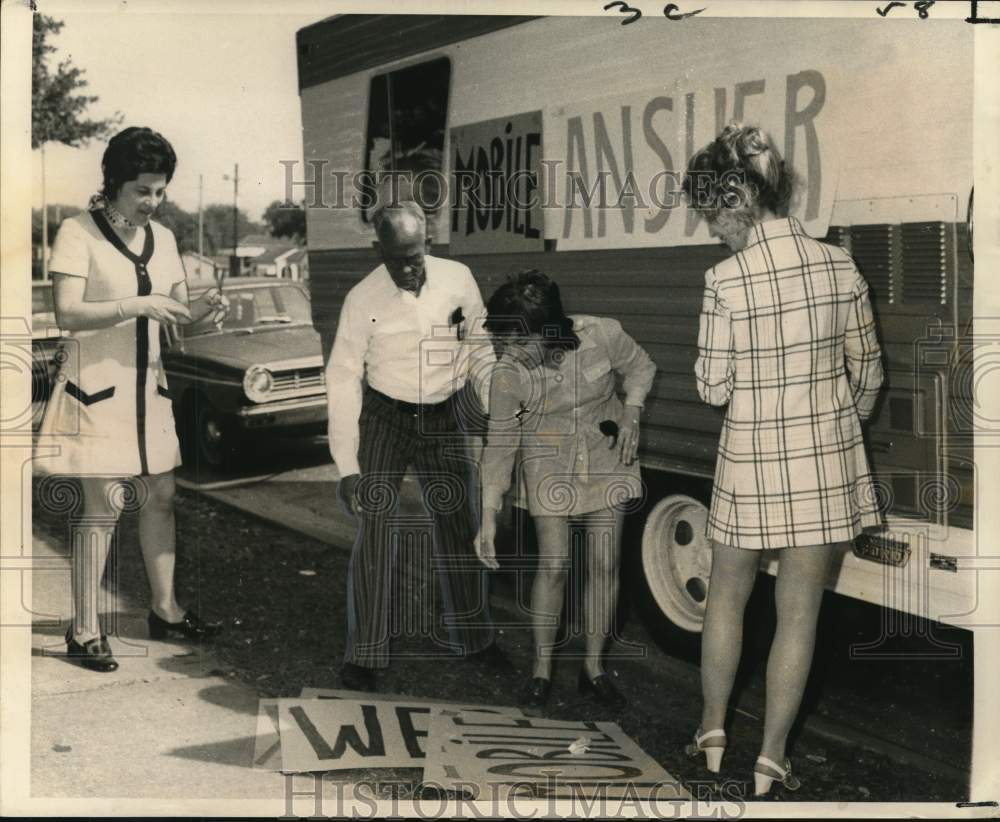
[450,110,544,254]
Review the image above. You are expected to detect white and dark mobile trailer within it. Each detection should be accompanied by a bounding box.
[294,14,977,665]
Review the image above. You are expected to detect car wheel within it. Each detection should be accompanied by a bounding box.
[191,396,235,471]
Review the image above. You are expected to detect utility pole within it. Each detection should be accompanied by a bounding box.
[198,173,204,260]
[232,162,239,256]
[41,143,48,280]
[224,163,240,276]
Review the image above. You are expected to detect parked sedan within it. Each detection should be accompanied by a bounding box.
[163,278,327,469]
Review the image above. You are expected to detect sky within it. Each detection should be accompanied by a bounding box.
[31,2,326,222]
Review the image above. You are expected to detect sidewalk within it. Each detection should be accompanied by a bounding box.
[27,466,513,804]
[30,527,294,799]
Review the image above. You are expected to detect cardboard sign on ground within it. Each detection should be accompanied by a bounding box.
[276,698,522,773]
[252,699,282,771]
[299,687,392,701]
[298,687,521,713]
[422,711,690,801]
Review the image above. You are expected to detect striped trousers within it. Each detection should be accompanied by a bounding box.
[343,387,495,668]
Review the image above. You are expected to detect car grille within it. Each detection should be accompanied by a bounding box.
[269,367,325,400]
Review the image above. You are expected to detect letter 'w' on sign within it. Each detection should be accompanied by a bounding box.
[288,704,386,759]
[276,698,525,772]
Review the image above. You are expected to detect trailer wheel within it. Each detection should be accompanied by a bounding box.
[640,494,712,634]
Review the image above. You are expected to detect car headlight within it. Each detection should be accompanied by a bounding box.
[243,365,274,403]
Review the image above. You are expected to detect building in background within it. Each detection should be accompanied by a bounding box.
[282,247,310,281]
[217,235,269,277]
[214,233,308,279]
[251,244,298,277]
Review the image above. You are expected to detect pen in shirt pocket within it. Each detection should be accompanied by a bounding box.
[449,306,466,340]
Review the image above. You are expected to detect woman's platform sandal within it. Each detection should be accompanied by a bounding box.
[753,756,801,797]
[685,728,726,773]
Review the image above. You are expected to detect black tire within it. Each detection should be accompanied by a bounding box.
[31,363,51,403]
[185,394,238,472]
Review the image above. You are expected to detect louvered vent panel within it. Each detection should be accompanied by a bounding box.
[900,221,948,305]
[850,224,895,304]
[822,225,850,252]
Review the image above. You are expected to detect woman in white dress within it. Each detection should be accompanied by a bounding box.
[38,127,226,672]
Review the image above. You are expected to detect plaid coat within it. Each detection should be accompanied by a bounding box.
[695,217,884,549]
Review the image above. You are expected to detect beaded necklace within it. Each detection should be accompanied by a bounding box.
[88,194,137,230]
[104,202,137,230]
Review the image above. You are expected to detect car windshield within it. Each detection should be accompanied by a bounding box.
[183,283,312,337]
[32,284,54,314]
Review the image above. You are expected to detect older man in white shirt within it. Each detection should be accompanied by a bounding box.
[325,201,507,692]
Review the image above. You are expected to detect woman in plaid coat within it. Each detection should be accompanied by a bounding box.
[682,124,884,795]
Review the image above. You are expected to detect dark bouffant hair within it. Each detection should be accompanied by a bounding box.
[100,127,177,200]
[682,122,794,218]
[485,269,580,352]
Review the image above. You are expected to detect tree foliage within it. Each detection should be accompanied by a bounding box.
[153,202,264,255]
[155,200,199,254]
[33,199,264,258]
[263,200,307,241]
[32,14,121,149]
[201,204,264,254]
[32,204,82,247]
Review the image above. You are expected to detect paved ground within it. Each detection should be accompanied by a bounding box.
[184,446,975,778]
[25,443,973,807]
[30,526,340,801]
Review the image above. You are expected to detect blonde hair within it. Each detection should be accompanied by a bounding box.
[682,122,794,218]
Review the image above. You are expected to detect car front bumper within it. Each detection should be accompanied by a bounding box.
[236,395,327,431]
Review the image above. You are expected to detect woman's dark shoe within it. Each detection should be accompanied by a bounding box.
[578,669,628,709]
[518,677,552,709]
[65,627,119,673]
[148,610,222,641]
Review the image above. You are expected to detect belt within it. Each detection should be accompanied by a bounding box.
[368,387,453,416]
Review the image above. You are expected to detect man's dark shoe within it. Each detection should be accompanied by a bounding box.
[578,668,628,710]
[518,676,552,710]
[465,641,515,673]
[340,662,377,692]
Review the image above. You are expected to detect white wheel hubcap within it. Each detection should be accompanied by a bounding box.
[640,494,712,633]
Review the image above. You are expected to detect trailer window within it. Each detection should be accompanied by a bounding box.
[361,57,451,226]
